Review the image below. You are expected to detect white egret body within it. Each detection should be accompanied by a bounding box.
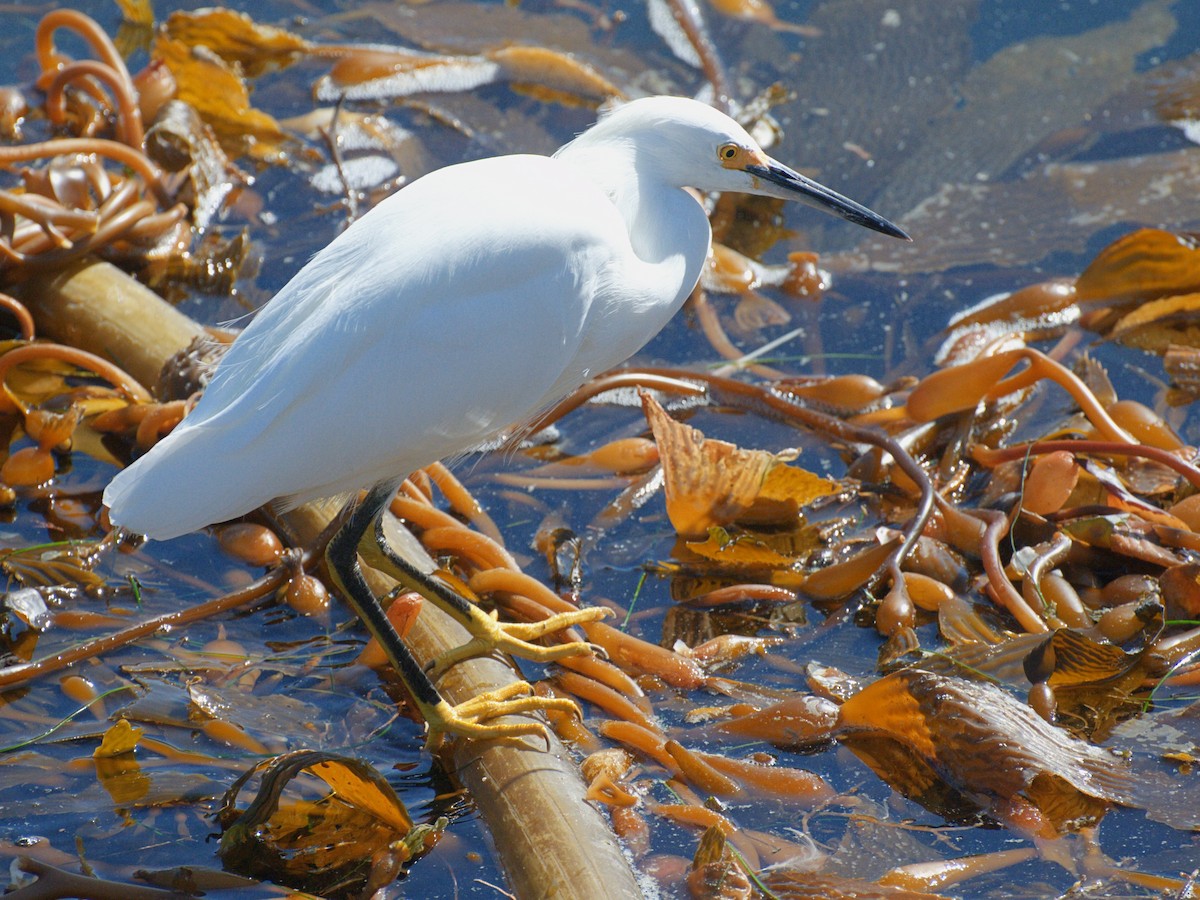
[109,156,697,536]
[104,96,907,742]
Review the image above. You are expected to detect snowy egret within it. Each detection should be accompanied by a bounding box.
[104,96,908,743]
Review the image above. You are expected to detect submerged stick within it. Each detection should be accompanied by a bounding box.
[17,256,642,900]
[14,257,204,388]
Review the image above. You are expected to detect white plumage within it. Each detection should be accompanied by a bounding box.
[104,96,905,539]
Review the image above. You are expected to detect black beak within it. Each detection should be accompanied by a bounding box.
[746,162,910,241]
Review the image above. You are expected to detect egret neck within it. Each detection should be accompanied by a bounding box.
[555,126,711,315]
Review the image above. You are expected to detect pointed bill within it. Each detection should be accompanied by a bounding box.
[745,158,910,241]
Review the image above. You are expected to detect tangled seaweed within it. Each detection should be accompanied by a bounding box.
[5,4,1200,900]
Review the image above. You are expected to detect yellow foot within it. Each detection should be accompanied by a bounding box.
[428,605,611,678]
[422,682,580,749]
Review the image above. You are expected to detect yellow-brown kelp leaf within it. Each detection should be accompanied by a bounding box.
[837,669,1199,834]
[94,751,152,807]
[1041,631,1160,738]
[317,47,500,102]
[1034,629,1146,690]
[113,0,154,57]
[642,392,785,538]
[487,46,623,103]
[708,0,821,35]
[162,9,311,78]
[733,457,840,530]
[801,538,899,601]
[316,44,620,105]
[1110,291,1200,353]
[219,750,435,895]
[151,35,292,161]
[115,0,152,27]
[904,349,1023,422]
[1061,513,1183,568]
[1075,229,1200,305]
[1080,460,1187,526]
[684,527,797,568]
[946,279,1079,333]
[758,463,839,507]
[305,757,413,832]
[93,717,144,758]
[949,627,1159,738]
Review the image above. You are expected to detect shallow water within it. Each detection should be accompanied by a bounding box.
[2,1,1200,897]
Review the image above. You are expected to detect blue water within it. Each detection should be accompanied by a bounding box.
[2,1,1199,897]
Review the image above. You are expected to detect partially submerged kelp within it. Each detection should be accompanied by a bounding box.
[2,1,1200,898]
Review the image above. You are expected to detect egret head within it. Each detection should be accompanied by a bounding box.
[577,96,909,241]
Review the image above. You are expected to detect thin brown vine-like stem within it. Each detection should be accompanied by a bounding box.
[0,550,304,691]
[7,857,179,900]
[991,349,1135,444]
[971,439,1200,490]
[527,370,706,434]
[968,506,1050,634]
[532,365,935,593]
[0,139,169,205]
[690,287,788,380]
[663,0,732,110]
[44,59,145,149]
[0,292,35,340]
[0,190,98,233]
[323,96,360,224]
[0,343,151,405]
[34,9,134,97]
[683,368,936,591]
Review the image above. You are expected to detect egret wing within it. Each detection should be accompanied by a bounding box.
[105,155,630,538]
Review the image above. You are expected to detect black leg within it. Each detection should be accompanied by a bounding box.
[327,483,441,707]
[325,482,583,746]
[366,502,610,678]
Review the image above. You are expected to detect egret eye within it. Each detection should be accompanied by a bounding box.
[718,143,740,162]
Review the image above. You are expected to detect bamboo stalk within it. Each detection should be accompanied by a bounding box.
[17,257,642,900]
[15,257,205,389]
